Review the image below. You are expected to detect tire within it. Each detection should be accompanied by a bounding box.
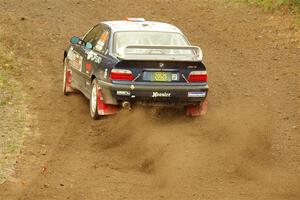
[90,79,100,120]
[63,58,71,95]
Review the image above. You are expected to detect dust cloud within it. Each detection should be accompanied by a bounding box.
[87,103,300,197]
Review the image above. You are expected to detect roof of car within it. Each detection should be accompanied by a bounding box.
[102,20,182,33]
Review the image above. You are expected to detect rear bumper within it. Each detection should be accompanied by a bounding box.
[99,80,209,105]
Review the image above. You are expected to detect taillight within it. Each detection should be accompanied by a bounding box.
[110,69,134,81]
[188,71,207,82]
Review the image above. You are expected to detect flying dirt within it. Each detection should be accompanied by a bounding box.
[0,0,299,199]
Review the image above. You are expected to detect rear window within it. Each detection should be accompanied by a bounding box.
[114,31,192,56]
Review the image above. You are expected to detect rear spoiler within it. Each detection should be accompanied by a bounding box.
[116,45,203,61]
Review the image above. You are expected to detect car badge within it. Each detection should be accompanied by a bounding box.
[159,63,164,68]
[130,85,135,90]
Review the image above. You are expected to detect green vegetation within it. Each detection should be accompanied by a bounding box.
[0,49,14,106]
[234,0,300,13]
[0,45,28,184]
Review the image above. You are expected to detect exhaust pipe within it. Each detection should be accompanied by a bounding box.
[122,101,131,110]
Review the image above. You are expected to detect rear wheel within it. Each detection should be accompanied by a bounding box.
[90,79,100,120]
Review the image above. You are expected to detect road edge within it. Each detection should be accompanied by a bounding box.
[0,43,32,184]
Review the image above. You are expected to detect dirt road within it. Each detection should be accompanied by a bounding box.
[0,0,299,199]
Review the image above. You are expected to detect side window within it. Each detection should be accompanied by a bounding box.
[94,30,110,54]
[83,24,110,54]
[83,26,99,44]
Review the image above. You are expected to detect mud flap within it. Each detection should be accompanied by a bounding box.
[65,69,73,93]
[199,97,208,115]
[185,97,208,117]
[97,88,119,115]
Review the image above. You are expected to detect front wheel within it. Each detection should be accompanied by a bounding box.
[90,79,100,120]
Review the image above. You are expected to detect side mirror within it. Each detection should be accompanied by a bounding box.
[85,42,93,49]
[70,36,80,44]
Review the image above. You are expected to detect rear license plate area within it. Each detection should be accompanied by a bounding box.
[143,71,179,82]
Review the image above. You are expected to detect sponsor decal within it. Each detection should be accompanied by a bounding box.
[95,40,105,52]
[152,92,171,98]
[94,31,109,52]
[67,47,74,60]
[116,91,131,96]
[188,91,206,98]
[85,63,91,74]
[74,54,83,71]
[67,48,82,71]
[104,69,108,79]
[69,52,82,71]
[87,51,102,64]
[171,73,178,81]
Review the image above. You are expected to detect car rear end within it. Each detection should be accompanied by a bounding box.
[101,26,209,115]
[105,60,208,107]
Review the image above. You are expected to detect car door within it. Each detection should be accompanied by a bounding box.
[68,25,100,96]
[80,25,111,97]
[67,44,84,91]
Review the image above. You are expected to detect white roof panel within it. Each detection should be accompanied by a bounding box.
[103,20,182,33]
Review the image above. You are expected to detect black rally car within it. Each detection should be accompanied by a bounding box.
[63,18,209,119]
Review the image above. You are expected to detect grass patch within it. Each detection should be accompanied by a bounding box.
[0,45,28,184]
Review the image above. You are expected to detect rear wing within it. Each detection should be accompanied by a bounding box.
[115,45,203,61]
